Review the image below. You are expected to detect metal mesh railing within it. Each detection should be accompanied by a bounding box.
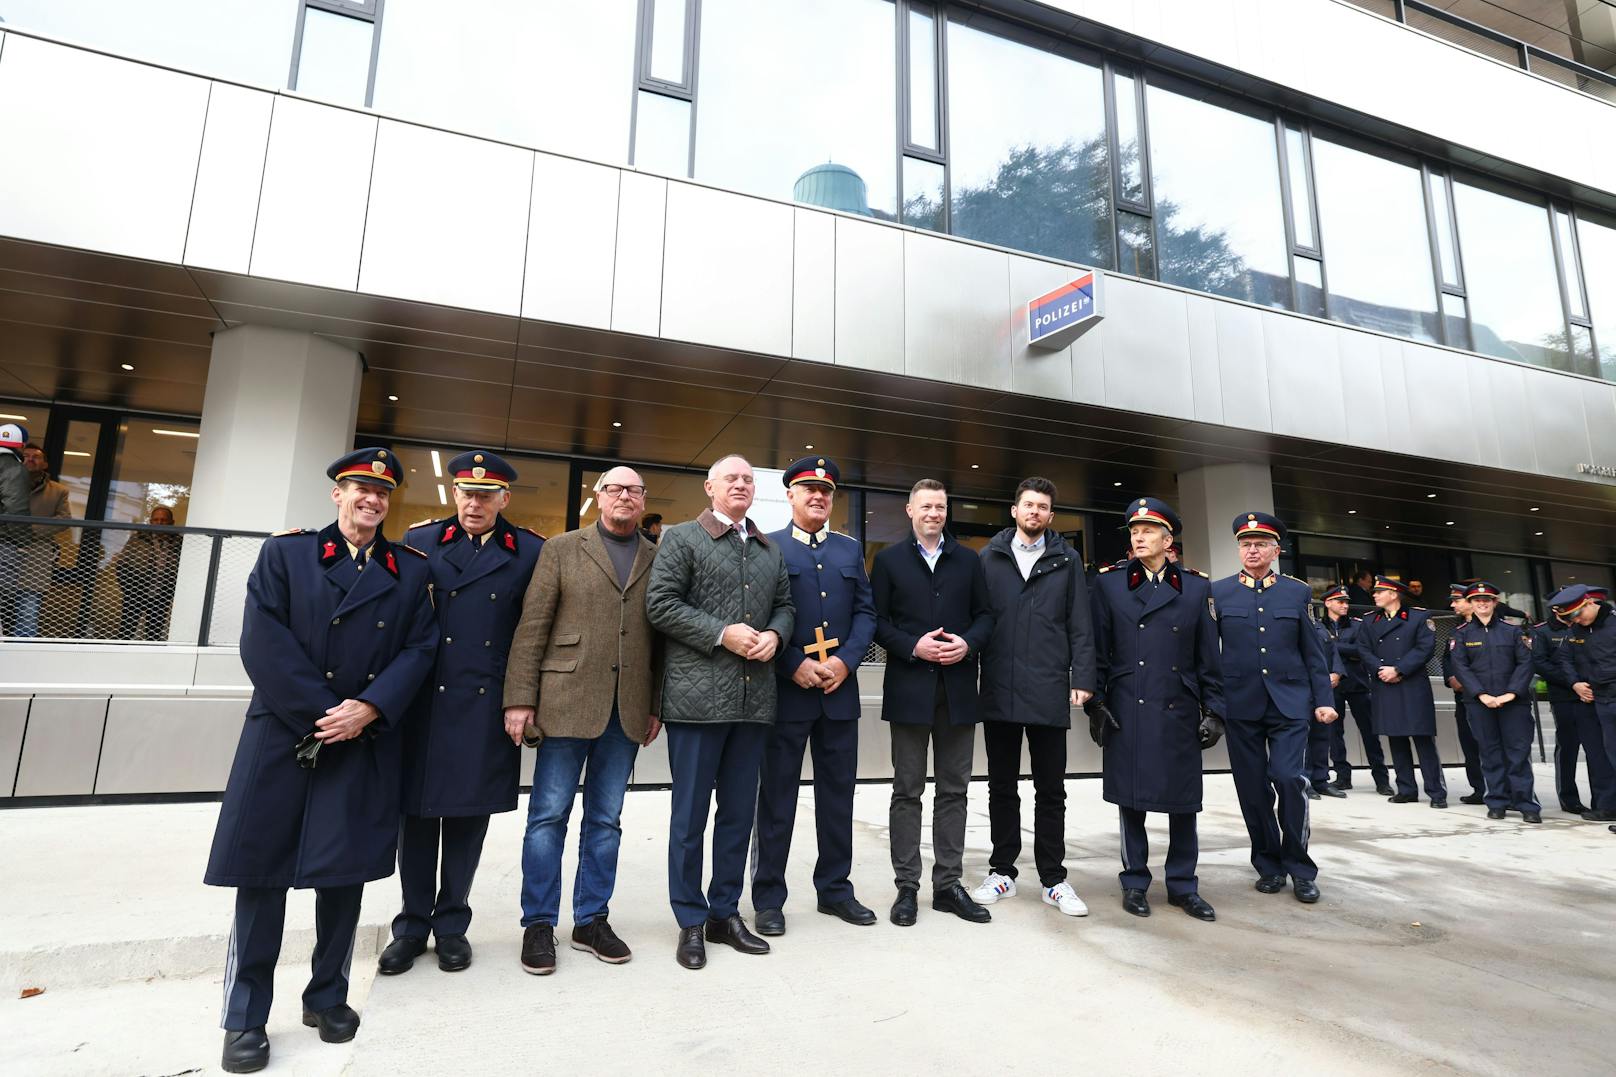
[0,516,267,646]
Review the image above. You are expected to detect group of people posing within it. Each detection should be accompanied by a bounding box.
[203,445,1614,1074]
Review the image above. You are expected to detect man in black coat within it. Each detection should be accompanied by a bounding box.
[1444,583,1488,805]
[972,476,1095,916]
[872,478,995,926]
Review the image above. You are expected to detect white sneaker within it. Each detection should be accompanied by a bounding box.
[969,873,1017,904]
[1043,881,1089,917]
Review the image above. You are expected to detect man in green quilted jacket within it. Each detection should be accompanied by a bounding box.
[646,453,794,971]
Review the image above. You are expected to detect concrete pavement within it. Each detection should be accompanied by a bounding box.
[3,760,1613,1076]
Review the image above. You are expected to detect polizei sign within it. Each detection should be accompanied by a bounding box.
[1027,271,1104,350]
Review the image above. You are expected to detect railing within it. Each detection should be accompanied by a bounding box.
[0,516,268,647]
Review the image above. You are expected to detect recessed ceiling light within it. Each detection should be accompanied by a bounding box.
[430,450,443,478]
[63,450,91,458]
[0,413,28,421]
[612,421,622,428]
[1534,530,1544,536]
[1347,509,1357,515]
[120,363,134,371]
[436,483,447,506]
[1530,506,1540,512]
[151,428,199,438]
[1112,481,1122,487]
[1445,520,1455,525]
[1426,493,1437,499]
[970,464,979,469]
[387,394,399,402]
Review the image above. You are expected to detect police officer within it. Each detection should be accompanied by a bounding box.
[1212,513,1336,904]
[1444,582,1488,805]
[1304,611,1348,799]
[1534,587,1616,819]
[1551,584,1616,834]
[1320,584,1392,795]
[205,448,436,1074]
[1089,498,1224,922]
[751,457,877,935]
[1448,581,1540,822]
[380,451,543,976]
[1359,576,1447,807]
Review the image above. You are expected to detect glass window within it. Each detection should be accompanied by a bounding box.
[946,21,1111,265]
[1145,84,1290,309]
[0,402,50,464]
[695,0,897,218]
[647,0,689,84]
[1441,292,1471,351]
[634,91,691,176]
[294,7,374,106]
[1294,255,1325,318]
[1113,72,1146,207]
[862,491,912,573]
[1452,180,1570,371]
[371,0,637,163]
[1468,553,1536,620]
[1576,211,1616,382]
[907,6,939,151]
[901,157,946,232]
[1550,561,1614,595]
[1310,136,1440,342]
[107,419,198,526]
[0,0,299,86]
[388,446,569,538]
[579,466,849,536]
[55,420,101,520]
[1554,209,1588,319]
[1283,126,1316,250]
[1116,211,1155,278]
[1427,171,1461,289]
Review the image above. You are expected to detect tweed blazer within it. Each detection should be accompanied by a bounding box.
[503,524,662,743]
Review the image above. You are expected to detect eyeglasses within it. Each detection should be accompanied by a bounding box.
[600,483,647,499]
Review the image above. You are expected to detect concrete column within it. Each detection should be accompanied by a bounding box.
[1177,462,1274,580]
[170,326,362,644]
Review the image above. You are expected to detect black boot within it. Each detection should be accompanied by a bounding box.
[221,1028,269,1073]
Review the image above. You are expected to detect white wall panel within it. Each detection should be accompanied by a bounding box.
[0,697,26,798]
[523,153,620,329]
[1213,303,1271,433]
[96,699,244,794]
[1102,279,1195,421]
[661,183,794,357]
[834,218,905,375]
[1336,331,1390,448]
[903,233,1011,392]
[610,172,667,337]
[13,697,105,797]
[1183,294,1224,425]
[791,209,836,364]
[1266,315,1344,442]
[184,82,274,274]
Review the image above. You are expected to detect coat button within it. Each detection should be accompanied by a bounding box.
[1259,626,1265,633]
[1260,647,1267,653]
[1138,698,1144,704]
[817,564,823,570]
[823,620,829,627]
[1262,668,1269,675]
[1258,607,1264,613]
[324,671,333,679]
[1138,623,1145,629]
[1172,665,1178,672]
[745,584,750,589]
[367,673,375,681]
[1138,660,1145,666]
[821,591,827,598]
[611,664,618,672]
[478,687,486,695]
[376,620,385,628]
[331,617,341,625]
[621,628,627,635]
[450,590,458,597]
[490,593,496,600]
[438,685,445,692]
[484,640,491,646]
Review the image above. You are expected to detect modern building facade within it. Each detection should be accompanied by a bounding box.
[3,0,1616,797]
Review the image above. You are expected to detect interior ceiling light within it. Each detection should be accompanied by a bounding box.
[805,444,813,450]
[1426,493,1437,498]
[1347,509,1357,515]
[1445,520,1455,525]
[387,394,399,402]
[151,429,199,438]
[1530,506,1540,512]
[970,464,980,469]
[120,363,134,371]
[1534,531,1544,536]
[1112,481,1122,487]
[430,450,443,478]
[612,421,622,428]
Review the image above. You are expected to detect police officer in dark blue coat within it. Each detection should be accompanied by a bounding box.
[1089,498,1224,922]
[1320,584,1393,795]
[1359,576,1447,807]
[1533,587,1616,818]
[379,451,543,976]
[205,448,436,1074]
[1444,582,1488,805]
[1212,512,1337,904]
[1448,581,1540,822]
[750,457,877,935]
[1304,614,1348,798]
[1551,584,1616,834]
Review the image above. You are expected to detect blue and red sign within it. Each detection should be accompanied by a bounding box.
[1028,272,1099,347]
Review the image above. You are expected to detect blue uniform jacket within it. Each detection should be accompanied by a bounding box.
[401,515,543,817]
[770,525,875,723]
[1324,614,1371,693]
[1449,615,1533,699]
[1211,572,1333,723]
[1557,604,1616,722]
[1092,560,1224,814]
[1531,621,1578,702]
[206,523,437,889]
[1357,605,1438,737]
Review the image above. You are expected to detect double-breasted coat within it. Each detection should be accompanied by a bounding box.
[1356,605,1438,737]
[205,523,437,889]
[1091,560,1225,813]
[400,515,542,818]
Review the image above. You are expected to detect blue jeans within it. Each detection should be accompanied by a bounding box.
[519,710,640,928]
[7,591,41,637]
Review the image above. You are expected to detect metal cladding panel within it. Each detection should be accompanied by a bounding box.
[791,208,836,364]
[1579,379,1616,474]
[523,153,620,329]
[1183,293,1224,425]
[1007,255,1080,402]
[1070,309,1107,405]
[903,232,1010,392]
[1337,330,1391,448]
[1265,313,1344,443]
[833,217,905,375]
[0,697,25,798]
[1462,359,1504,469]
[1485,361,1538,475]
[1526,370,1594,477]
[250,96,377,292]
[610,171,667,337]
[1100,278,1196,421]
[12,697,106,797]
[1400,341,1480,465]
[360,121,533,316]
[1209,300,1270,431]
[184,82,274,274]
[95,698,245,794]
[660,183,794,357]
[0,35,208,264]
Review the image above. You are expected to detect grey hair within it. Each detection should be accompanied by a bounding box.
[706,454,752,482]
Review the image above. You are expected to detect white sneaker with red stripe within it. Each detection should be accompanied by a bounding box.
[968,872,1017,904]
[1043,880,1089,917]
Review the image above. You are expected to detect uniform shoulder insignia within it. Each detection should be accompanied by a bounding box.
[1184,567,1208,578]
[1283,573,1310,586]
[270,528,305,538]
[1098,564,1114,574]
[397,544,429,558]
[407,518,437,531]
[522,526,546,539]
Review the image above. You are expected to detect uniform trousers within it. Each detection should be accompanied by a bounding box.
[1117,807,1198,898]
[889,682,975,891]
[665,720,768,929]
[1550,699,1616,810]
[1305,715,1335,789]
[1330,690,1387,786]
[1387,735,1447,799]
[1466,701,1539,812]
[393,814,489,941]
[982,720,1068,887]
[1225,702,1317,881]
[220,884,362,1031]
[1452,697,1486,794]
[751,713,858,911]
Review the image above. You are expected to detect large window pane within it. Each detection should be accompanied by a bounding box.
[1452,181,1569,371]
[695,0,897,218]
[634,91,691,176]
[1113,72,1145,206]
[372,0,637,163]
[946,22,1111,266]
[1145,85,1290,308]
[1575,212,1616,382]
[1554,208,1588,319]
[108,419,197,526]
[294,7,373,107]
[1310,137,1439,342]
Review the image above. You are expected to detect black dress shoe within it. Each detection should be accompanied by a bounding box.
[1168,893,1216,921]
[1306,786,1322,800]
[435,933,472,972]
[1430,799,1449,809]
[1560,801,1588,814]
[1316,784,1347,799]
[676,925,706,970]
[890,887,918,927]
[1521,810,1542,823]
[1293,879,1320,904]
[1388,792,1418,803]
[1374,782,1396,796]
[377,935,426,975]
[1581,809,1616,821]
[1254,875,1286,894]
[1459,793,1486,805]
[302,1003,360,1044]
[817,897,877,926]
[931,882,991,923]
[1122,888,1151,917]
[705,914,770,954]
[1330,778,1353,791]
[754,908,786,936]
[521,924,556,975]
[221,1027,269,1074]
[1486,808,1506,820]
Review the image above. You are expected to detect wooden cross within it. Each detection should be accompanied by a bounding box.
[804,625,840,663]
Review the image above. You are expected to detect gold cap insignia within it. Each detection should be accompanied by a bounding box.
[815,467,826,478]
[375,450,386,459]
[1139,499,1148,507]
[371,460,386,474]
[474,454,484,464]
[471,466,487,480]
[816,458,825,466]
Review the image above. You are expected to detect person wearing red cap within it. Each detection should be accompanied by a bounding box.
[1358,577,1447,807]
[1449,582,1540,822]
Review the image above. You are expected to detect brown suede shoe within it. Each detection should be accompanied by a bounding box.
[571,918,632,964]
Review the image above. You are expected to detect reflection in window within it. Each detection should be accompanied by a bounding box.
[901,157,946,233]
[579,466,849,536]
[1113,72,1146,206]
[907,6,940,151]
[946,22,1111,266]
[1441,292,1470,351]
[1145,85,1289,308]
[371,0,637,162]
[1283,126,1315,249]
[1310,137,1439,342]
[388,446,570,539]
[1575,212,1616,381]
[1294,255,1325,318]
[862,491,912,573]
[646,0,689,84]
[1116,211,1154,278]
[695,0,896,217]
[634,91,691,176]
[1428,172,1462,288]
[109,420,197,525]
[1554,209,1587,319]
[1452,180,1569,371]
[294,6,374,106]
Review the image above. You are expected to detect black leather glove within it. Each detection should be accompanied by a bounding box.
[1197,708,1225,751]
[294,732,323,770]
[1084,698,1121,747]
